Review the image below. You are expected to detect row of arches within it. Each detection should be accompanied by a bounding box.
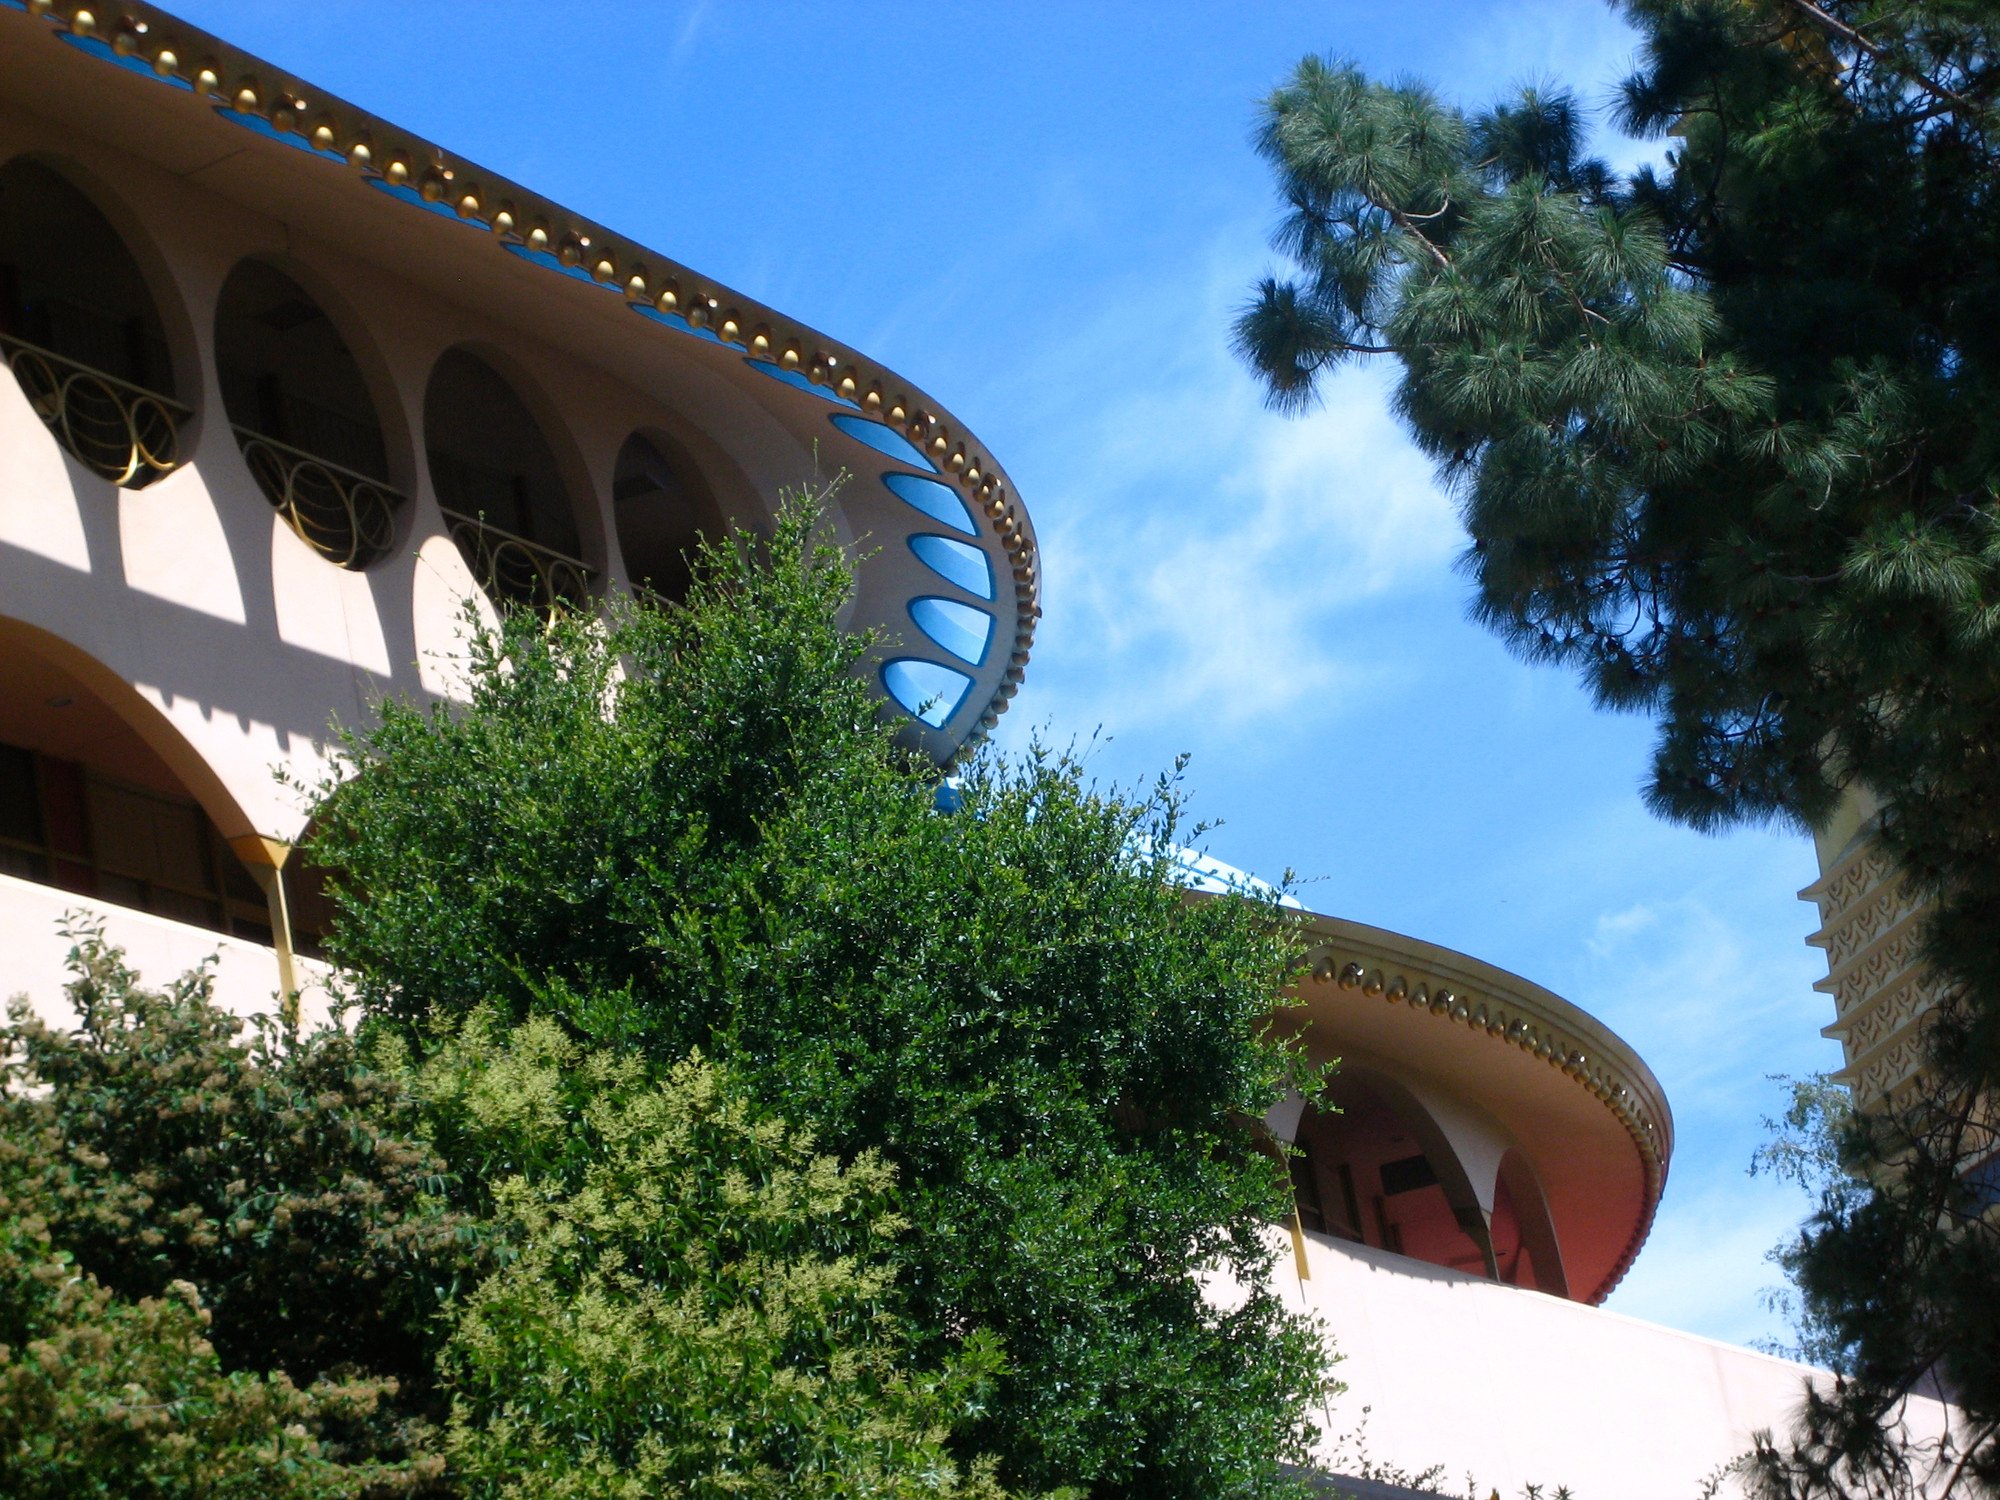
[1286,1067,1568,1297]
[0,155,722,610]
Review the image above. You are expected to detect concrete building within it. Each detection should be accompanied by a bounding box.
[0,3,1941,1494]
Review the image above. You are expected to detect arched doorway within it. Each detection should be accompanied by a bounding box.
[0,157,187,487]
[612,429,721,604]
[214,258,403,569]
[424,347,590,615]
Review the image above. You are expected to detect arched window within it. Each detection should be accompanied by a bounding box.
[612,431,721,604]
[0,627,268,943]
[0,157,187,487]
[424,347,589,614]
[215,259,402,569]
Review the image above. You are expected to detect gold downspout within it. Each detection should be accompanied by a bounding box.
[228,835,299,1026]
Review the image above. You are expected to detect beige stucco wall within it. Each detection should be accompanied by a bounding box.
[0,95,820,850]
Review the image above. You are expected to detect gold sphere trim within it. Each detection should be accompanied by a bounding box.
[384,158,410,185]
[234,85,258,113]
[70,9,94,36]
[153,48,178,76]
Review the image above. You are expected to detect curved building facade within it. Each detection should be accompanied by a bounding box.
[0,6,1934,1497]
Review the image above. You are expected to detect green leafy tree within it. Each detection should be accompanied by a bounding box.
[0,931,451,1497]
[309,495,1334,1499]
[1234,5,2000,1494]
[395,1009,1014,1500]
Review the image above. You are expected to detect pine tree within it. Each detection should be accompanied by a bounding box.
[1235,5,2000,1495]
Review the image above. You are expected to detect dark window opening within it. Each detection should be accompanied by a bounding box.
[0,739,271,944]
[0,158,173,395]
[613,431,721,604]
[425,349,579,557]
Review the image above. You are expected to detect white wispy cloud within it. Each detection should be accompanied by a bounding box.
[996,242,1459,748]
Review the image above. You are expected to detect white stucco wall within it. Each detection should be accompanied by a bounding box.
[1280,1230,1953,1500]
[0,875,333,1031]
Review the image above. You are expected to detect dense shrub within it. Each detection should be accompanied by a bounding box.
[399,1010,1013,1499]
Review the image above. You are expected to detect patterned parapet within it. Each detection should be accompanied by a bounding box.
[1803,812,1946,1111]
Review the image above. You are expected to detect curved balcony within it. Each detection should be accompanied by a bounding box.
[443,507,595,620]
[1,332,189,488]
[236,427,402,570]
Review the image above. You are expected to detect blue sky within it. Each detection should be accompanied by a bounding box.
[171,0,1846,1351]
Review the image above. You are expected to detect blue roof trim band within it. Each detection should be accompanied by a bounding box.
[881,658,972,729]
[63,32,194,87]
[908,534,993,600]
[629,301,724,343]
[829,412,938,473]
[745,357,860,408]
[372,176,488,226]
[215,106,342,158]
[909,596,992,667]
[882,472,977,536]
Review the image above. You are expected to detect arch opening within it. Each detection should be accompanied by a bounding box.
[0,157,187,487]
[424,347,590,613]
[215,258,402,569]
[1291,1069,1496,1280]
[612,430,721,604]
[0,627,271,944]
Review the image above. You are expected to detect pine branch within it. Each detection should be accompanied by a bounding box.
[1777,0,1980,118]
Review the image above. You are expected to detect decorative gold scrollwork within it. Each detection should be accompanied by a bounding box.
[236,429,403,570]
[1,333,189,488]
[442,508,595,620]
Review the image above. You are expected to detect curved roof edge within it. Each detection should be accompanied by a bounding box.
[11,0,1038,756]
[1291,909,1674,1304]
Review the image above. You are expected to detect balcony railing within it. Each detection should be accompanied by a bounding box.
[442,508,595,619]
[235,428,403,570]
[0,332,190,488]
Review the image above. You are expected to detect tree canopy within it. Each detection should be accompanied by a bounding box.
[1235,4,2000,1495]
[308,499,1334,1499]
[4,498,1335,1496]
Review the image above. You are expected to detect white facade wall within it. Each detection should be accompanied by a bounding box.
[1285,1231,1952,1500]
[0,874,333,1030]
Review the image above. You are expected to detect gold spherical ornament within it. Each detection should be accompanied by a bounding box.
[311,123,337,150]
[235,86,259,113]
[720,316,740,342]
[153,49,179,77]
[625,273,646,298]
[70,10,95,37]
[385,159,410,185]
[656,285,679,312]
[493,208,516,234]
[460,193,482,218]
[593,258,615,281]
[527,225,550,251]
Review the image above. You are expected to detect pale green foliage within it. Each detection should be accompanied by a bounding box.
[400,1011,1018,1500]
